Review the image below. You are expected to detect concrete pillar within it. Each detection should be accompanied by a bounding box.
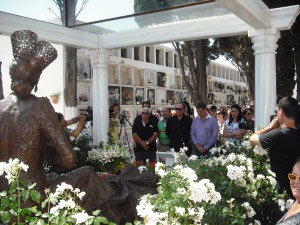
[89,49,109,145]
[249,28,280,129]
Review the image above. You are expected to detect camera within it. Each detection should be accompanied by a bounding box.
[119,112,127,125]
[80,106,93,122]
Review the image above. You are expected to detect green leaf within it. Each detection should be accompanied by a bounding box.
[37,219,45,225]
[92,209,101,216]
[22,190,30,202]
[31,190,41,203]
[98,216,109,224]
[1,196,10,209]
[1,211,11,224]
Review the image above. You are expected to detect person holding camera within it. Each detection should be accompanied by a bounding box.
[250,97,300,198]
[56,112,87,138]
[108,103,120,144]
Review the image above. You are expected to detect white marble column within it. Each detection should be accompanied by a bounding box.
[89,49,109,145]
[249,28,280,129]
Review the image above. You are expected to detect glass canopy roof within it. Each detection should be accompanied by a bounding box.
[0,0,231,34]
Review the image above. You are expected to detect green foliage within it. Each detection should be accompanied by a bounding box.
[0,158,116,225]
[136,140,291,225]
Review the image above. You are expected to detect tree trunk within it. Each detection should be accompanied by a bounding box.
[196,40,207,104]
[64,46,78,106]
[0,61,4,100]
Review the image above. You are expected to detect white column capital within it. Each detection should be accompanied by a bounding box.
[88,49,109,68]
[248,28,280,54]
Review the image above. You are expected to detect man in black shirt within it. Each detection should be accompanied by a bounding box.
[132,107,158,164]
[250,97,300,198]
[166,102,193,156]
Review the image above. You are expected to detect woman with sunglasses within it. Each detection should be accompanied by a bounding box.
[222,104,245,144]
[277,160,300,224]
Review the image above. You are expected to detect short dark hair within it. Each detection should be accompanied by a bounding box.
[210,105,217,111]
[278,96,298,119]
[142,101,151,108]
[55,112,63,122]
[176,102,186,109]
[196,103,207,110]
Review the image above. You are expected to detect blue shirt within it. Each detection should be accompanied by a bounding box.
[191,114,219,150]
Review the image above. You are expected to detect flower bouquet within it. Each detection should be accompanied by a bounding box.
[79,94,88,102]
[87,143,131,174]
[133,159,157,174]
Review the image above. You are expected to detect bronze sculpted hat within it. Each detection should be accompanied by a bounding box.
[11,30,57,71]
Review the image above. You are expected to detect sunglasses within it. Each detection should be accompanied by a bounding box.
[175,108,183,111]
[142,112,150,115]
[246,113,253,115]
[250,105,255,108]
[288,173,300,181]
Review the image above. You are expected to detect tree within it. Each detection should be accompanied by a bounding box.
[262,0,300,101]
[173,40,209,104]
[0,61,4,100]
[210,0,300,100]
[134,0,209,104]
[52,0,89,107]
[210,36,255,100]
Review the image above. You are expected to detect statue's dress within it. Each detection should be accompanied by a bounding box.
[0,94,158,224]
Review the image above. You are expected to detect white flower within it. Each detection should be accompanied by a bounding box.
[253,146,268,156]
[189,155,198,161]
[77,191,86,200]
[254,220,261,225]
[155,162,167,177]
[138,166,147,174]
[278,199,285,211]
[74,147,80,151]
[57,198,76,210]
[252,191,258,198]
[187,207,195,216]
[286,199,295,209]
[256,174,265,179]
[176,187,186,195]
[0,162,5,176]
[266,176,277,188]
[226,165,246,181]
[241,141,252,150]
[175,206,185,216]
[72,211,93,224]
[241,202,256,218]
[55,182,74,194]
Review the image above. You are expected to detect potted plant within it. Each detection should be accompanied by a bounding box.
[50,92,61,104]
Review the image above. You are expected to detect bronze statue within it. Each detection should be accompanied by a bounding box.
[0,30,158,224]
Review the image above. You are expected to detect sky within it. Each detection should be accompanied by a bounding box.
[0,0,235,67]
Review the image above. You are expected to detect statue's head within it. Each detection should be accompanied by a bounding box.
[9,30,57,97]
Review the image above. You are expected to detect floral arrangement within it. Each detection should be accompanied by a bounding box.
[87,142,131,174]
[79,94,88,102]
[137,162,221,224]
[0,158,115,225]
[133,159,157,174]
[136,140,292,225]
[71,128,93,169]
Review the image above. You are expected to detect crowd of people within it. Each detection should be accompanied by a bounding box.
[120,101,257,164]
